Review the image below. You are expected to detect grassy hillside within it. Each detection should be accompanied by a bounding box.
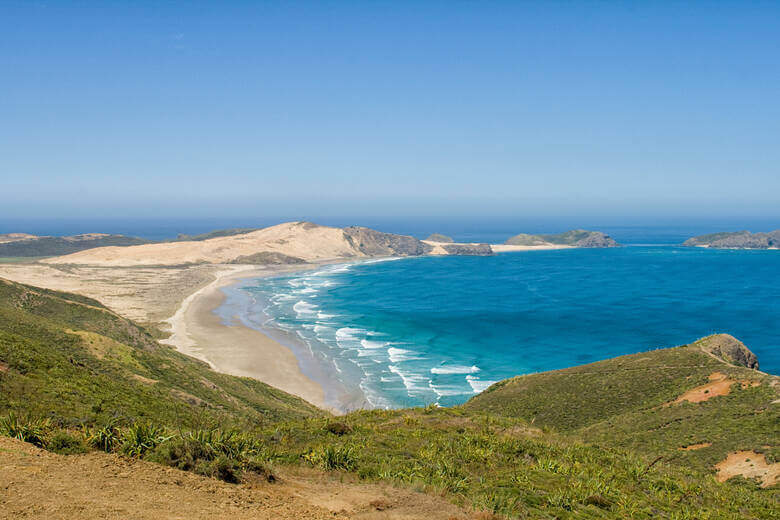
[0,279,776,518]
[465,336,779,475]
[0,278,323,429]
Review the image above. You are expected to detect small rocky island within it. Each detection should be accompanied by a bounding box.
[684,230,780,249]
[505,229,619,248]
[425,233,454,243]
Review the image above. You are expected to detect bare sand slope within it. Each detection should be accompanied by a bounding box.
[43,222,359,267]
[0,263,224,324]
[0,437,472,520]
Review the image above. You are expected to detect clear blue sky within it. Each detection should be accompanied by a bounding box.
[2,1,779,218]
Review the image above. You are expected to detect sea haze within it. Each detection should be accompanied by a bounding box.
[227,245,780,409]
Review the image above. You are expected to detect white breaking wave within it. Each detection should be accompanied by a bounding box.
[335,327,366,340]
[428,381,471,397]
[360,339,388,349]
[465,375,497,393]
[431,364,480,375]
[293,300,318,315]
[387,347,422,363]
[388,365,431,394]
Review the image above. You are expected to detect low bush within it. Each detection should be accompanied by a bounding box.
[47,431,88,455]
[85,420,121,452]
[304,444,358,471]
[121,422,168,457]
[0,412,50,447]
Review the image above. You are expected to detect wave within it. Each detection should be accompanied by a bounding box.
[465,375,497,393]
[388,365,431,394]
[431,364,480,375]
[335,327,366,340]
[360,339,388,349]
[428,381,471,397]
[388,347,421,363]
[292,300,318,315]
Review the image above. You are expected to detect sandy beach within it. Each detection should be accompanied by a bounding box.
[160,264,334,410]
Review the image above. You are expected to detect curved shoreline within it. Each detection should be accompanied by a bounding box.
[160,263,336,411]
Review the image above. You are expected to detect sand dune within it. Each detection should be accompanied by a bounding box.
[43,221,576,267]
[44,222,359,267]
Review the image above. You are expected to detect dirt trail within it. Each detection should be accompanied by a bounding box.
[0,438,470,520]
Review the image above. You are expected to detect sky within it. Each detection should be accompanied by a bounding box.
[2,1,779,219]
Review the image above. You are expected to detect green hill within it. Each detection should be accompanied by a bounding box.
[465,335,779,475]
[505,229,619,248]
[0,279,776,518]
[0,278,322,428]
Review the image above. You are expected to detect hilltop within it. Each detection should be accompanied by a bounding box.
[1,278,777,518]
[466,334,779,484]
[684,230,780,249]
[505,229,619,248]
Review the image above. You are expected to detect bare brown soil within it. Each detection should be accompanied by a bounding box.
[670,372,758,405]
[714,450,779,488]
[0,437,472,520]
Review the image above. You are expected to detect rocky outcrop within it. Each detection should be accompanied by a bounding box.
[425,233,454,243]
[229,251,307,265]
[442,243,493,256]
[343,227,433,256]
[505,229,619,248]
[684,230,780,249]
[696,334,759,370]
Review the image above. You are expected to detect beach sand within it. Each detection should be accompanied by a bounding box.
[160,264,332,411]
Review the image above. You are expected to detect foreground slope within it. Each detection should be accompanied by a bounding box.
[0,278,322,427]
[0,436,471,520]
[1,280,777,518]
[466,335,779,482]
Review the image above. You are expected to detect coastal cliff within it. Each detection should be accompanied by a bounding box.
[506,229,619,248]
[342,226,433,256]
[441,243,493,255]
[684,230,780,249]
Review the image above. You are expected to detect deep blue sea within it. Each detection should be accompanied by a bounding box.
[5,216,778,410]
[229,244,779,410]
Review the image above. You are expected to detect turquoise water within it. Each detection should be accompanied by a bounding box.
[228,246,779,409]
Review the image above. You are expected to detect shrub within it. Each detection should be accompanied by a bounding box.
[324,421,352,435]
[0,412,50,447]
[195,455,241,483]
[48,431,87,455]
[148,430,272,483]
[121,422,167,457]
[304,444,358,471]
[85,420,121,452]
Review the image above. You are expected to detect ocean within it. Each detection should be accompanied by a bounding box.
[224,243,780,410]
[5,217,778,410]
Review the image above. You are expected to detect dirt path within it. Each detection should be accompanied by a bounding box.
[0,438,470,520]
